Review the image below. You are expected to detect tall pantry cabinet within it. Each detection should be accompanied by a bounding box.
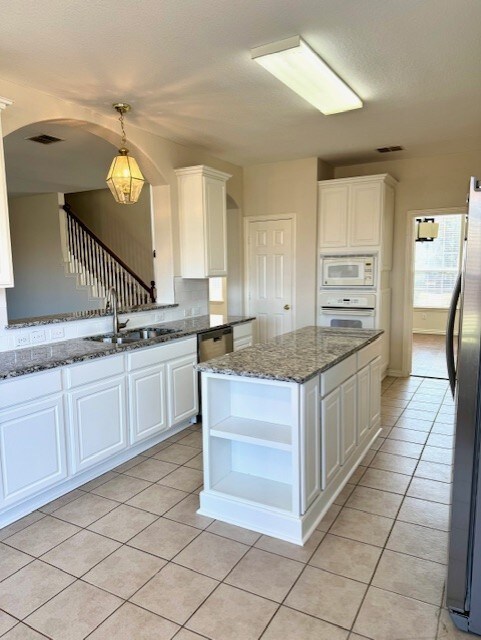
[317,174,397,375]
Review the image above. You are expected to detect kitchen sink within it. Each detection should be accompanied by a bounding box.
[85,326,179,345]
[129,327,178,339]
[85,334,142,345]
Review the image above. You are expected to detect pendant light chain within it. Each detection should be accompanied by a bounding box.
[118,110,127,148]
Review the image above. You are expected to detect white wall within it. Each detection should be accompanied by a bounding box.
[335,149,481,374]
[226,208,243,316]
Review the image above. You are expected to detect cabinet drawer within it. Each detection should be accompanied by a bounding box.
[127,337,197,371]
[233,322,252,340]
[66,354,125,388]
[0,370,62,410]
[357,338,382,369]
[321,354,356,398]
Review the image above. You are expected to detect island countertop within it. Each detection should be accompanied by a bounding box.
[196,326,383,383]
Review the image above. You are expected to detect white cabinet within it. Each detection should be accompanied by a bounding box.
[0,396,67,507]
[167,354,198,426]
[301,376,321,512]
[129,364,168,443]
[233,322,254,351]
[369,356,381,429]
[175,165,231,278]
[0,97,14,287]
[341,375,357,463]
[67,376,128,474]
[318,184,349,249]
[321,387,341,489]
[357,365,370,442]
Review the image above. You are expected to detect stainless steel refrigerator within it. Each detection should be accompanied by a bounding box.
[446,176,481,635]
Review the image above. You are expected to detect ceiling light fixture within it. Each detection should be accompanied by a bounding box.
[251,36,363,115]
[106,103,145,204]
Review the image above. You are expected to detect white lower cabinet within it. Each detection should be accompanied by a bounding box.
[233,322,254,351]
[341,375,357,463]
[321,387,341,489]
[357,365,370,441]
[129,364,167,443]
[67,376,128,473]
[301,376,321,512]
[0,396,67,506]
[167,354,198,427]
[233,336,253,351]
[369,356,381,429]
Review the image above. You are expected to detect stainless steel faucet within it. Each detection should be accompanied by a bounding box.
[106,287,129,334]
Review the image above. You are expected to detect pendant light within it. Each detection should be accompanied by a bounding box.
[106,102,145,204]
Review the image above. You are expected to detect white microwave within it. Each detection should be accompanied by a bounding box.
[321,255,375,287]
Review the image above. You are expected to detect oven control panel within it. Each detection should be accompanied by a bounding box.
[319,293,376,309]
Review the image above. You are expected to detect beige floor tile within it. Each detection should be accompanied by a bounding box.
[87,504,158,542]
[158,466,203,492]
[0,610,18,636]
[3,515,80,556]
[25,580,121,640]
[41,530,120,577]
[437,607,472,639]
[415,460,453,483]
[91,474,151,502]
[225,547,303,601]
[254,529,324,563]
[316,503,342,532]
[53,493,118,527]
[407,477,452,504]
[128,516,200,559]
[334,483,356,506]
[349,466,366,484]
[1,624,48,639]
[359,467,411,494]
[372,549,446,605]
[386,520,449,564]
[359,449,376,466]
[433,422,455,435]
[123,458,179,482]
[262,605,349,640]
[175,531,249,580]
[345,486,403,518]
[395,417,433,432]
[353,586,439,640]
[398,496,451,531]
[88,602,179,640]
[309,533,382,583]
[83,545,165,598]
[0,511,45,542]
[79,470,119,492]
[183,451,203,470]
[140,441,171,456]
[152,444,199,464]
[206,520,261,545]
[113,455,146,473]
[0,560,74,618]
[369,435,385,450]
[163,493,214,529]
[369,451,418,475]
[380,439,423,459]
[186,583,277,640]
[131,562,218,625]
[422,446,454,465]
[38,489,85,514]
[174,630,209,640]
[330,507,394,547]
[0,542,33,580]
[427,433,455,449]
[127,484,188,515]
[285,565,366,629]
[402,409,438,420]
[177,431,202,448]
[388,427,428,444]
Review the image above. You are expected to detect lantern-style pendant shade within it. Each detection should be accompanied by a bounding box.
[106,148,145,204]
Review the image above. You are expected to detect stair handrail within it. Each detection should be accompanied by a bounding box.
[62,203,156,303]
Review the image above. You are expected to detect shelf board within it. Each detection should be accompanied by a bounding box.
[212,471,292,511]
[210,416,292,450]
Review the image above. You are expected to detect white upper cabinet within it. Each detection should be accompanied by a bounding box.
[175,165,231,278]
[318,174,396,260]
[0,97,13,287]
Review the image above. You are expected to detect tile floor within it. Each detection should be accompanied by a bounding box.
[412,333,450,379]
[0,376,470,639]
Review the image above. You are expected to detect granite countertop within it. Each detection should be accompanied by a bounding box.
[0,315,255,380]
[196,326,383,384]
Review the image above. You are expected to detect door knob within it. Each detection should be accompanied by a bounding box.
[284,304,291,310]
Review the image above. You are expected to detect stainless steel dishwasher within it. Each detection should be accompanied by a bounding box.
[197,326,234,415]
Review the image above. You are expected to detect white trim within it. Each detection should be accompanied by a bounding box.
[244,214,297,335]
[402,206,466,377]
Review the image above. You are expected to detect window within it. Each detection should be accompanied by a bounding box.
[209,277,225,303]
[413,214,464,308]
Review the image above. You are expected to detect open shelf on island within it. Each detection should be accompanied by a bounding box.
[210,416,292,450]
[211,471,292,512]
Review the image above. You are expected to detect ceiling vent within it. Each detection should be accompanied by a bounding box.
[376,145,404,153]
[27,134,64,145]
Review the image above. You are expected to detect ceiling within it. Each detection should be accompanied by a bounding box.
[0,0,480,166]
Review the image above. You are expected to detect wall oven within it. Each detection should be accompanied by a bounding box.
[321,255,375,288]
[319,293,376,329]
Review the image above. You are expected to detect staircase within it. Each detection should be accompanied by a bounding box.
[60,204,156,309]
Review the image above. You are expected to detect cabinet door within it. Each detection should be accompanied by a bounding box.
[0,396,67,506]
[129,364,168,444]
[205,176,227,276]
[369,356,382,429]
[318,184,349,249]
[167,355,198,427]
[341,375,357,464]
[233,336,253,351]
[321,387,341,489]
[357,365,370,442]
[301,377,321,513]
[68,376,127,473]
[349,182,382,247]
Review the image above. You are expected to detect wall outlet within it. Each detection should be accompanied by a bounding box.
[154,312,165,322]
[422,312,427,320]
[51,327,65,340]
[31,329,46,344]
[15,334,31,347]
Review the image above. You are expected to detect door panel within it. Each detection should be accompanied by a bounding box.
[369,356,381,429]
[167,355,198,427]
[318,185,349,248]
[129,364,167,443]
[301,377,321,512]
[357,365,370,441]
[321,387,341,489]
[342,375,357,463]
[349,183,381,246]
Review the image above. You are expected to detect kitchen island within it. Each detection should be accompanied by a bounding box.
[196,326,383,545]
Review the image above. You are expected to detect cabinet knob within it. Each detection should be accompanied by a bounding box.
[284,304,291,311]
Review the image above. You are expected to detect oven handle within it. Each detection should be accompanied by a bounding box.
[321,308,375,316]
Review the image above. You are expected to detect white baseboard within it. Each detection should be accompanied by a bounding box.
[386,369,407,378]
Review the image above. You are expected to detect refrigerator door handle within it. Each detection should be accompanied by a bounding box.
[446,272,462,397]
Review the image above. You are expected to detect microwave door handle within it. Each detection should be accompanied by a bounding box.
[446,271,461,397]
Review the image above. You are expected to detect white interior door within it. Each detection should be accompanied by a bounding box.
[246,217,294,342]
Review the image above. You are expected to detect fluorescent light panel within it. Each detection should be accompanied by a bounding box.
[251,36,362,115]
